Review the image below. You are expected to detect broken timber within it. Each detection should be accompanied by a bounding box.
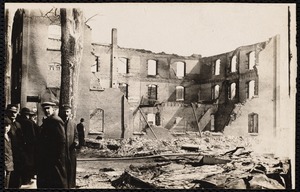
[138,107,158,139]
[191,102,202,136]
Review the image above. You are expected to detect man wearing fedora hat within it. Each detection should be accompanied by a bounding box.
[60,104,78,188]
[37,101,68,188]
[5,104,24,188]
[17,107,38,185]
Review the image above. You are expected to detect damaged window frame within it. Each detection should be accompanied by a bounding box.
[176,85,185,101]
[213,59,221,76]
[91,56,99,73]
[212,84,220,100]
[248,112,258,134]
[246,80,257,99]
[231,55,237,73]
[118,57,129,74]
[248,51,256,70]
[228,82,236,100]
[148,84,157,101]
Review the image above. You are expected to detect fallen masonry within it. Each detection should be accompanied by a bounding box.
[77,134,291,189]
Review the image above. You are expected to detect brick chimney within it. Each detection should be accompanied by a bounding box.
[112,28,117,47]
[111,28,118,88]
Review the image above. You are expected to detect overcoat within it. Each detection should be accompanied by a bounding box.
[18,116,37,181]
[76,122,85,146]
[7,119,24,188]
[64,119,78,188]
[37,114,68,188]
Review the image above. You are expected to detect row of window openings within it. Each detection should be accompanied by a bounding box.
[146,112,258,134]
[213,52,255,75]
[212,80,256,100]
[122,82,256,102]
[118,84,185,101]
[92,54,255,77]
[48,25,255,76]
[88,109,258,133]
[91,58,186,78]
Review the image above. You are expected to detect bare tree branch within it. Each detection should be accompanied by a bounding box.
[85,14,99,24]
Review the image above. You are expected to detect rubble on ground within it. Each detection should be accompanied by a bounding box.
[77,132,291,189]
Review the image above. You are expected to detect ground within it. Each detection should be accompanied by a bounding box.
[19,133,291,189]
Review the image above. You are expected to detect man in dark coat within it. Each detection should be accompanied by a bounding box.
[37,101,68,188]
[60,104,78,188]
[6,104,24,188]
[76,118,86,148]
[17,107,37,185]
[4,117,14,188]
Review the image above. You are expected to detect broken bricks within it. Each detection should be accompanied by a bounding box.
[78,135,291,189]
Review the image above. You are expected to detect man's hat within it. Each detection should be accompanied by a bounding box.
[41,101,56,108]
[21,107,35,115]
[62,104,72,110]
[6,104,18,113]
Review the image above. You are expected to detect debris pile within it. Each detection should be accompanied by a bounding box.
[111,152,290,189]
[78,134,291,189]
[80,133,258,158]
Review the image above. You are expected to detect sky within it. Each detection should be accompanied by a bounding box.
[6,3,296,57]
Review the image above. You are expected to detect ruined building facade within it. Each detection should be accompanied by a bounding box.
[6,9,291,155]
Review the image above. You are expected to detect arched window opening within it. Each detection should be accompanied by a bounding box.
[148,84,157,100]
[214,59,221,75]
[248,51,255,69]
[212,84,220,100]
[231,56,237,72]
[176,86,185,101]
[229,83,236,100]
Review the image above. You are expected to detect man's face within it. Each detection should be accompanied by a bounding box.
[30,115,37,123]
[64,109,72,119]
[5,124,11,134]
[7,111,18,121]
[43,106,54,117]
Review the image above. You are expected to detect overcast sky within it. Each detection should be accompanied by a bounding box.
[6,3,296,57]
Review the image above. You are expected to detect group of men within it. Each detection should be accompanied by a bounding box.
[4,101,86,189]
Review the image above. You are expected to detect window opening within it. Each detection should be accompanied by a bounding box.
[176,61,185,78]
[118,57,128,74]
[248,113,258,133]
[147,113,156,126]
[229,83,236,100]
[214,59,221,75]
[148,84,157,100]
[147,60,157,76]
[212,84,220,100]
[247,80,255,99]
[231,56,237,72]
[176,86,184,101]
[249,51,255,69]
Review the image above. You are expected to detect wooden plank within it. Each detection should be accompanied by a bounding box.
[191,103,202,136]
[138,107,158,139]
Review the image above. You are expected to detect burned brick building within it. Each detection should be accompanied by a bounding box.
[6,9,293,157]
